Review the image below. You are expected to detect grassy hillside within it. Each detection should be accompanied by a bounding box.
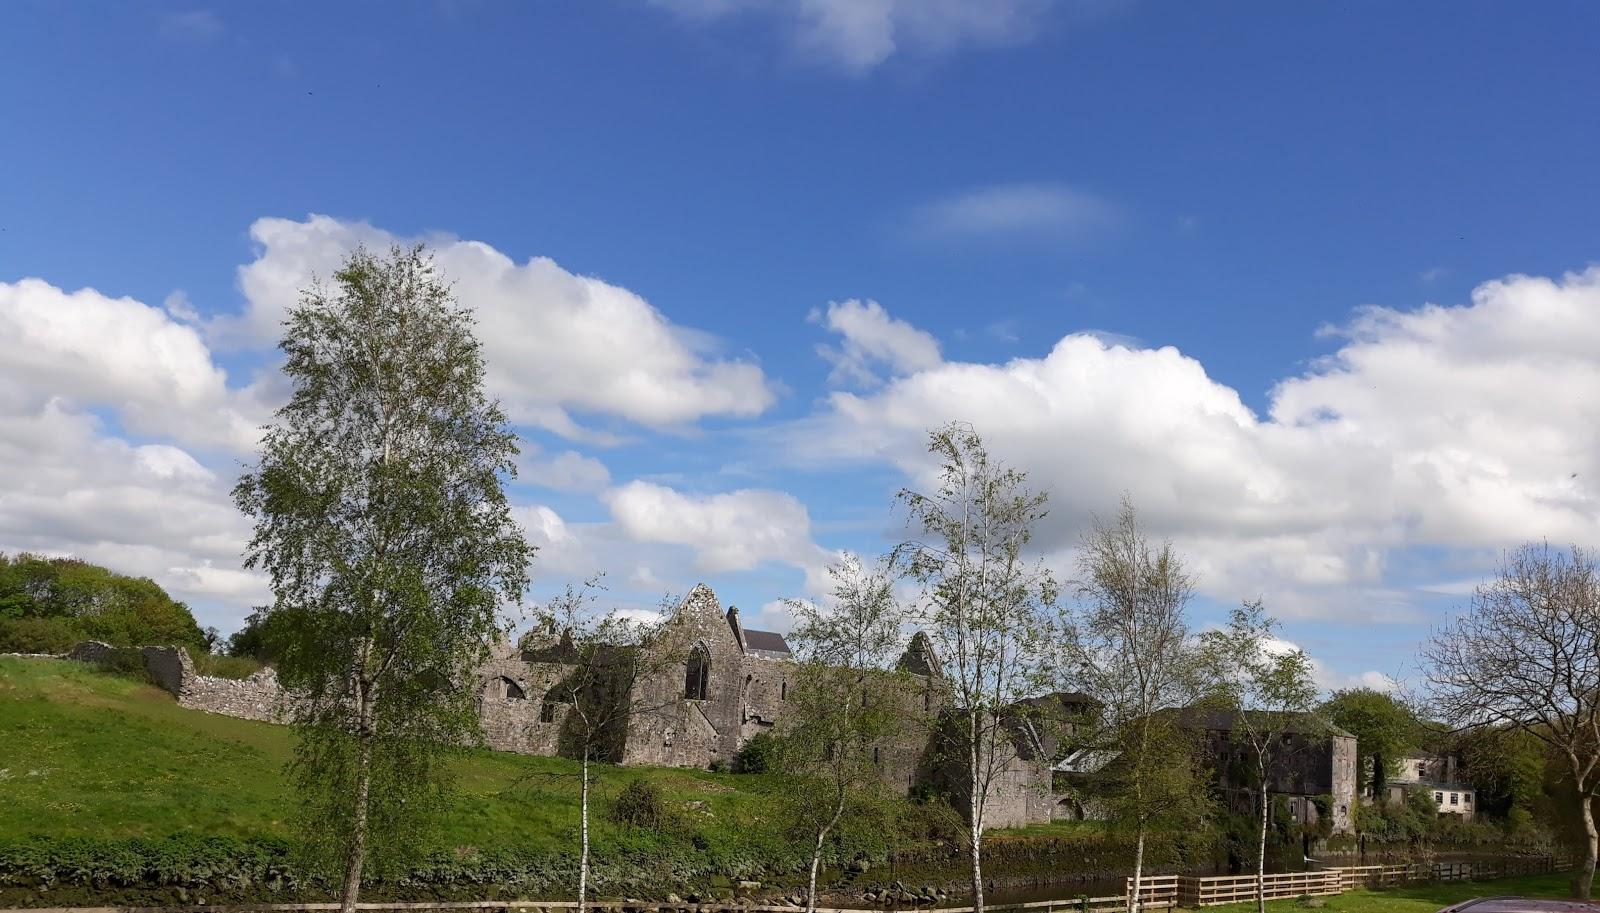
[0,656,795,851]
[0,656,1216,904]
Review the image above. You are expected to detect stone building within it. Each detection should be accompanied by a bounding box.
[1180,708,1358,835]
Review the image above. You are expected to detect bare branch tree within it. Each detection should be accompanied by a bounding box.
[1421,543,1600,898]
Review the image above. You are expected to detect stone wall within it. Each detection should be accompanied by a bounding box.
[476,649,575,756]
[1329,734,1357,833]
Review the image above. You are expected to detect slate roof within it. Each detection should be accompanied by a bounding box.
[1176,706,1354,740]
[742,628,792,658]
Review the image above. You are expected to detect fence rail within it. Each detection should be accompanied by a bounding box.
[1179,855,1570,908]
[0,856,1569,913]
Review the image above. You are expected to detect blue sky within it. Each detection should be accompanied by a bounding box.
[2,1,1599,690]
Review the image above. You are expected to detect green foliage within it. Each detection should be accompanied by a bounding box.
[225,611,292,663]
[734,731,779,774]
[0,552,206,652]
[233,246,534,889]
[607,779,675,832]
[0,835,298,894]
[0,616,81,653]
[193,653,264,680]
[1322,688,1419,794]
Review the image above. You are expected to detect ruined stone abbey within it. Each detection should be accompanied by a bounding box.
[67,582,1357,833]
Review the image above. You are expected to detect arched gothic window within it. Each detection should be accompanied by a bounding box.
[488,676,525,702]
[684,644,710,701]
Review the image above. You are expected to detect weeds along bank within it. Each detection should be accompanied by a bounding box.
[0,830,1224,909]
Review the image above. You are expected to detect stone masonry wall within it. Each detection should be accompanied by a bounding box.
[1329,734,1357,834]
[622,585,746,768]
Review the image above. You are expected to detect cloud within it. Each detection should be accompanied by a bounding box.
[0,399,266,625]
[783,267,1600,620]
[652,0,1055,73]
[0,278,269,453]
[159,10,223,43]
[908,182,1121,242]
[518,450,612,494]
[230,216,776,438]
[809,299,941,386]
[603,480,833,575]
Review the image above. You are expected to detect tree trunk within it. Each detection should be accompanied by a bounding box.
[580,750,591,913]
[1256,782,1269,913]
[969,723,985,913]
[340,681,374,913]
[807,786,846,913]
[1128,825,1146,913]
[1578,791,1597,900]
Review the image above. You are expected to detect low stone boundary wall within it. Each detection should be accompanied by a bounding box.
[59,641,291,722]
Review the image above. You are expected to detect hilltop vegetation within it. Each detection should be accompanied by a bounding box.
[0,553,207,655]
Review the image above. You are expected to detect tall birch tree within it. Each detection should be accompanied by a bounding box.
[1067,497,1209,913]
[895,423,1057,913]
[522,581,691,913]
[234,246,532,913]
[781,554,911,913]
[1199,601,1321,913]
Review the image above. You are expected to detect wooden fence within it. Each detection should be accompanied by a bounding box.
[1,857,1568,913]
[1178,855,1570,908]
[1177,871,1342,908]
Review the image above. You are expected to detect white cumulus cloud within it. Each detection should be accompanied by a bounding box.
[810,298,942,386]
[231,215,777,438]
[0,278,268,453]
[603,480,833,575]
[784,267,1600,620]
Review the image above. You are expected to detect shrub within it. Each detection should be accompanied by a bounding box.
[608,779,671,831]
[92,647,160,685]
[733,732,778,773]
[0,616,81,653]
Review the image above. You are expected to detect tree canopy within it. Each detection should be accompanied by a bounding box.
[1321,687,1418,796]
[0,552,206,653]
[234,245,532,911]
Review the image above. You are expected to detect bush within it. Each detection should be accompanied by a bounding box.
[92,647,159,685]
[0,616,81,653]
[194,653,263,680]
[608,779,671,831]
[734,732,778,773]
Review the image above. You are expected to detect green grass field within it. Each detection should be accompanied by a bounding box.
[1204,872,1575,913]
[0,656,792,852]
